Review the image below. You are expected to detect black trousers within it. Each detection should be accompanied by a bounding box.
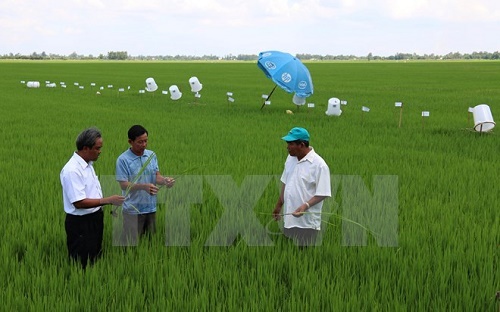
[65,209,104,269]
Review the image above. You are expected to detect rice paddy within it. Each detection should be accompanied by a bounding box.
[1,60,499,310]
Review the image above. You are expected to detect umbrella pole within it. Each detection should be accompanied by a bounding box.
[260,85,278,110]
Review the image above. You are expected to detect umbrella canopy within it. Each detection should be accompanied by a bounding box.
[257,50,313,98]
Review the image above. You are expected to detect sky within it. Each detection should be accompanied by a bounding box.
[1,0,499,57]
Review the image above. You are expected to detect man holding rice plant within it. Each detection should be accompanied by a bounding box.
[116,125,175,245]
[273,127,331,246]
[60,127,125,269]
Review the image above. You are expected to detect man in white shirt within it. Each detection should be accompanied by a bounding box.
[273,127,331,246]
[60,128,124,268]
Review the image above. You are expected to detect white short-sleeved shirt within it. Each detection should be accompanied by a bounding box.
[60,152,103,215]
[280,147,331,230]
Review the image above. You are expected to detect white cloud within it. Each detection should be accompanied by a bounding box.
[0,0,499,56]
[373,0,500,22]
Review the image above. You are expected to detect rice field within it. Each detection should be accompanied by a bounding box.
[1,60,499,311]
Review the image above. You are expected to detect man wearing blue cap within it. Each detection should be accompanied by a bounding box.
[273,127,331,246]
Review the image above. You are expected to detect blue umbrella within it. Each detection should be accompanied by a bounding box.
[257,50,313,109]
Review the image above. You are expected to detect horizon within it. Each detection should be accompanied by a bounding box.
[3,50,500,59]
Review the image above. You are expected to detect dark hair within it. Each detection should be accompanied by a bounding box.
[128,125,148,141]
[287,139,310,147]
[76,127,101,151]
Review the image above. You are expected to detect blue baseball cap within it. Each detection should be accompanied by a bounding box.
[282,127,310,142]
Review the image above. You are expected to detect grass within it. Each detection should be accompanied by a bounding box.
[0,60,499,311]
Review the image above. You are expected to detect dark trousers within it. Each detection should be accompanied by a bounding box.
[65,209,104,269]
[284,227,319,246]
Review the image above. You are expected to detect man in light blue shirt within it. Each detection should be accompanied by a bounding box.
[116,125,175,245]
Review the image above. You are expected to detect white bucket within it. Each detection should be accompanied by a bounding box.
[326,97,342,116]
[292,94,306,106]
[169,85,182,100]
[27,81,40,88]
[189,77,202,92]
[472,104,495,132]
[145,77,158,92]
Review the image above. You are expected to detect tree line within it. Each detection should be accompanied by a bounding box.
[2,50,500,61]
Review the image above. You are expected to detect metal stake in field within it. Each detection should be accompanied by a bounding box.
[468,107,474,126]
[395,102,403,128]
[362,106,370,124]
[260,85,277,110]
[227,92,234,105]
[421,111,430,129]
[192,92,202,105]
[307,102,315,113]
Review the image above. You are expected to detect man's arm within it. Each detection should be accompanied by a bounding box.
[156,171,175,188]
[273,182,286,220]
[118,180,159,195]
[292,195,328,217]
[73,195,125,208]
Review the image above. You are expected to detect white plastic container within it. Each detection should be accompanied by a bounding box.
[326,97,342,116]
[145,77,158,92]
[472,104,495,132]
[189,77,202,92]
[26,81,40,88]
[169,85,182,100]
[292,94,306,106]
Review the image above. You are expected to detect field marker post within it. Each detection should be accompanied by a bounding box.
[361,106,370,124]
[395,102,403,128]
[260,85,277,110]
[421,111,429,129]
[307,102,315,113]
[227,92,234,105]
[399,104,403,128]
[467,107,474,127]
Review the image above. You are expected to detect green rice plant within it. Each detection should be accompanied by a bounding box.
[1,60,499,311]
